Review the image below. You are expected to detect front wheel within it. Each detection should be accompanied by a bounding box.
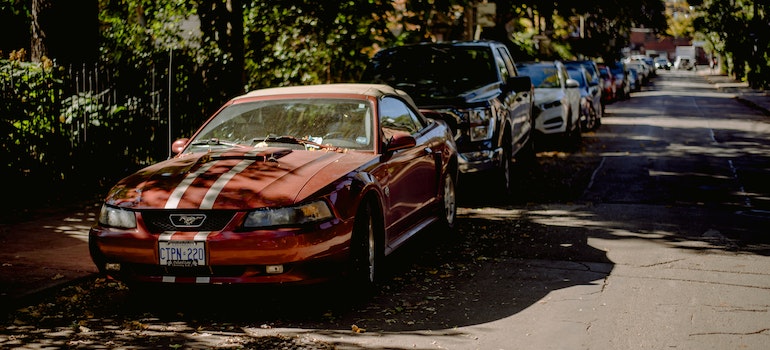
[497,141,514,197]
[564,111,582,150]
[348,201,382,292]
[581,105,598,131]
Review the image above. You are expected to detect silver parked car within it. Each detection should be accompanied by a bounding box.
[516,61,581,142]
[567,66,601,131]
[564,60,604,121]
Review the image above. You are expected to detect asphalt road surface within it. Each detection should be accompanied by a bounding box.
[2,69,769,349]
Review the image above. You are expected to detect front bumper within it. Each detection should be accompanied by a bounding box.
[89,212,355,285]
[535,106,567,135]
[458,146,503,173]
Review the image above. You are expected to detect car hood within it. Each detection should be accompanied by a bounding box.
[533,88,564,106]
[104,147,377,210]
[399,82,502,109]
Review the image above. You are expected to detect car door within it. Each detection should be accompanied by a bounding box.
[495,45,531,149]
[561,65,581,127]
[377,97,439,243]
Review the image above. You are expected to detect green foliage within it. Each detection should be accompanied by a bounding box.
[1,58,76,208]
[1,58,63,160]
[693,0,769,88]
[244,1,391,88]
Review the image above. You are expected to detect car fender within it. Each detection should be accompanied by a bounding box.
[348,171,387,221]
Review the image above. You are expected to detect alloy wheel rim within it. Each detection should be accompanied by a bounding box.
[366,217,375,282]
[444,175,456,226]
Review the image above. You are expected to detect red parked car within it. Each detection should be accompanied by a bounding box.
[597,64,617,103]
[89,84,459,290]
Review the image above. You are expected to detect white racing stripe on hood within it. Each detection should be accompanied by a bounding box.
[164,151,261,210]
[165,161,218,209]
[200,158,257,209]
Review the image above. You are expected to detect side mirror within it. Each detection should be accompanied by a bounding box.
[507,76,533,94]
[385,132,417,152]
[171,138,189,154]
[566,79,580,89]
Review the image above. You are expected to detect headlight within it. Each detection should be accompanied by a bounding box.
[539,100,562,110]
[243,200,334,228]
[98,204,137,229]
[463,107,494,142]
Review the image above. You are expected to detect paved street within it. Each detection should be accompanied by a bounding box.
[2,69,770,349]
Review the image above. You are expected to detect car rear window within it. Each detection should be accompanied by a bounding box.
[516,65,561,88]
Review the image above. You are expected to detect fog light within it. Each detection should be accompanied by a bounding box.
[105,263,121,271]
[266,265,284,274]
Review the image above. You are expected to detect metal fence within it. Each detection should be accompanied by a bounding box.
[1,57,206,208]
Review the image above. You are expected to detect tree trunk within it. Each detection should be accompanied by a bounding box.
[30,0,51,62]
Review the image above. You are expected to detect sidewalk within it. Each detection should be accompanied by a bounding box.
[0,204,99,313]
[698,69,770,116]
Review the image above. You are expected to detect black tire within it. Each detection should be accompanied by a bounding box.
[497,140,514,197]
[573,114,583,140]
[581,105,597,131]
[595,109,602,129]
[516,120,538,165]
[564,112,582,150]
[594,102,603,130]
[348,200,382,292]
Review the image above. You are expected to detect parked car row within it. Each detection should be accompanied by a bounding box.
[89,41,633,293]
[598,57,656,105]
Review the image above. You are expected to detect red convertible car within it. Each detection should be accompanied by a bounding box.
[89,84,458,289]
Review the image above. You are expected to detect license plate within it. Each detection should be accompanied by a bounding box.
[158,241,206,266]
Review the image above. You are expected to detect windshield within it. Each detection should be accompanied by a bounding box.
[188,98,374,152]
[567,69,588,87]
[363,46,498,98]
[516,65,561,88]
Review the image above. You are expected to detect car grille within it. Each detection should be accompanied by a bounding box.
[141,210,237,233]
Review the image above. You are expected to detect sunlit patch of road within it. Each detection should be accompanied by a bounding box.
[632,90,737,98]
[602,115,770,136]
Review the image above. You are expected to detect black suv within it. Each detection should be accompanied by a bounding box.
[362,41,535,196]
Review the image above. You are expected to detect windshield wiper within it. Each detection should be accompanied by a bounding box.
[252,135,340,151]
[190,138,239,147]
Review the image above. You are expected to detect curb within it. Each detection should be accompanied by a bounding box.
[735,96,770,117]
[701,73,770,117]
